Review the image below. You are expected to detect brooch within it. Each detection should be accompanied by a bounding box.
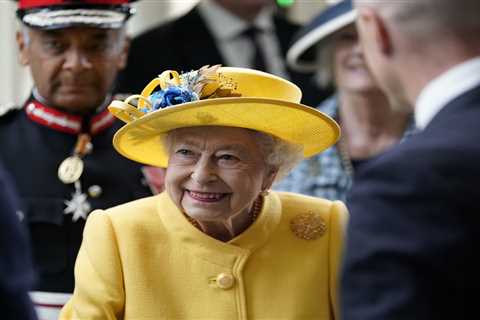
[290,212,327,240]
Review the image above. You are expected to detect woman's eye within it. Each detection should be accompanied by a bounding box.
[218,154,239,163]
[338,32,357,43]
[176,149,194,156]
[219,154,234,160]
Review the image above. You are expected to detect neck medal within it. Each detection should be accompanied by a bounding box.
[25,98,114,221]
[59,133,93,221]
[58,133,90,184]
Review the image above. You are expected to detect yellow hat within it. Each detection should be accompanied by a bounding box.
[109,65,340,167]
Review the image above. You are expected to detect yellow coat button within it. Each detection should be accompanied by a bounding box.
[216,273,235,289]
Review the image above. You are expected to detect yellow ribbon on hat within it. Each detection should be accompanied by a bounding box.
[108,70,181,123]
[108,96,146,124]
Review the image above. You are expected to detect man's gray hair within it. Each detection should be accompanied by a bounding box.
[356,0,480,38]
[20,25,31,46]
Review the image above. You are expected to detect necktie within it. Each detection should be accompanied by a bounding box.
[242,26,267,72]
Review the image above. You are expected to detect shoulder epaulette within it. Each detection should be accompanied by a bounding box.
[0,103,22,117]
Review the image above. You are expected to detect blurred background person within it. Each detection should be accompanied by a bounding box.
[274,0,413,202]
[0,161,37,320]
[342,0,480,319]
[0,0,152,318]
[116,0,330,106]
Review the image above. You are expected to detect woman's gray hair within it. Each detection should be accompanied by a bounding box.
[253,131,304,183]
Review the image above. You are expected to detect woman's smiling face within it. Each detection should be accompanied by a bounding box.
[164,126,275,223]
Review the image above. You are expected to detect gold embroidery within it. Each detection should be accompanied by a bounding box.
[290,212,327,240]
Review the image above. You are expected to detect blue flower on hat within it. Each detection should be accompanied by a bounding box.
[149,86,199,110]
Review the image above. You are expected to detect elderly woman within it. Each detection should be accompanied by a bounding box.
[274,0,415,202]
[60,65,347,319]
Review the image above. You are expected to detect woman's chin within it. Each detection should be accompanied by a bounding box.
[182,193,228,222]
[184,209,224,222]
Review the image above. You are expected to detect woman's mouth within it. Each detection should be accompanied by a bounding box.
[186,190,227,203]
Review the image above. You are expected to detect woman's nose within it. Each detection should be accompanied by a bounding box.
[190,158,217,184]
[352,40,363,55]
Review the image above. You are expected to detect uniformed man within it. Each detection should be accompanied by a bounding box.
[0,0,152,318]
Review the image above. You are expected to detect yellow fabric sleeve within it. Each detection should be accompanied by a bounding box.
[59,210,125,320]
[329,200,349,320]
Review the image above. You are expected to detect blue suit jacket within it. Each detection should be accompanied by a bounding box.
[0,164,37,320]
[341,84,480,319]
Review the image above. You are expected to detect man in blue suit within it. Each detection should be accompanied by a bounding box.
[0,163,37,320]
[341,1,480,319]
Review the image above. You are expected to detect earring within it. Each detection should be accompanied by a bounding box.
[260,189,269,197]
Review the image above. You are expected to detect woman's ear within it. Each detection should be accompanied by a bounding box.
[262,167,278,191]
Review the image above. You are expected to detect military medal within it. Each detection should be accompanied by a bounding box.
[57,133,91,184]
[58,133,93,221]
[64,181,91,221]
[58,155,84,184]
[25,99,116,222]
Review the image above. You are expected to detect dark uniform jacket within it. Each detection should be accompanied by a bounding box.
[0,96,151,293]
[0,162,37,320]
[116,6,330,106]
[341,84,480,320]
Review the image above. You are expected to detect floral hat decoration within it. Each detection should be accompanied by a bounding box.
[108,65,340,167]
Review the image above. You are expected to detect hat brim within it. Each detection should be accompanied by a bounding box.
[113,97,340,168]
[287,9,356,72]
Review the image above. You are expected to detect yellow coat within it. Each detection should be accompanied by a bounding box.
[60,191,348,320]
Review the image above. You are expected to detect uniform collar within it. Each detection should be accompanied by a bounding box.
[24,95,115,135]
[156,191,282,268]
